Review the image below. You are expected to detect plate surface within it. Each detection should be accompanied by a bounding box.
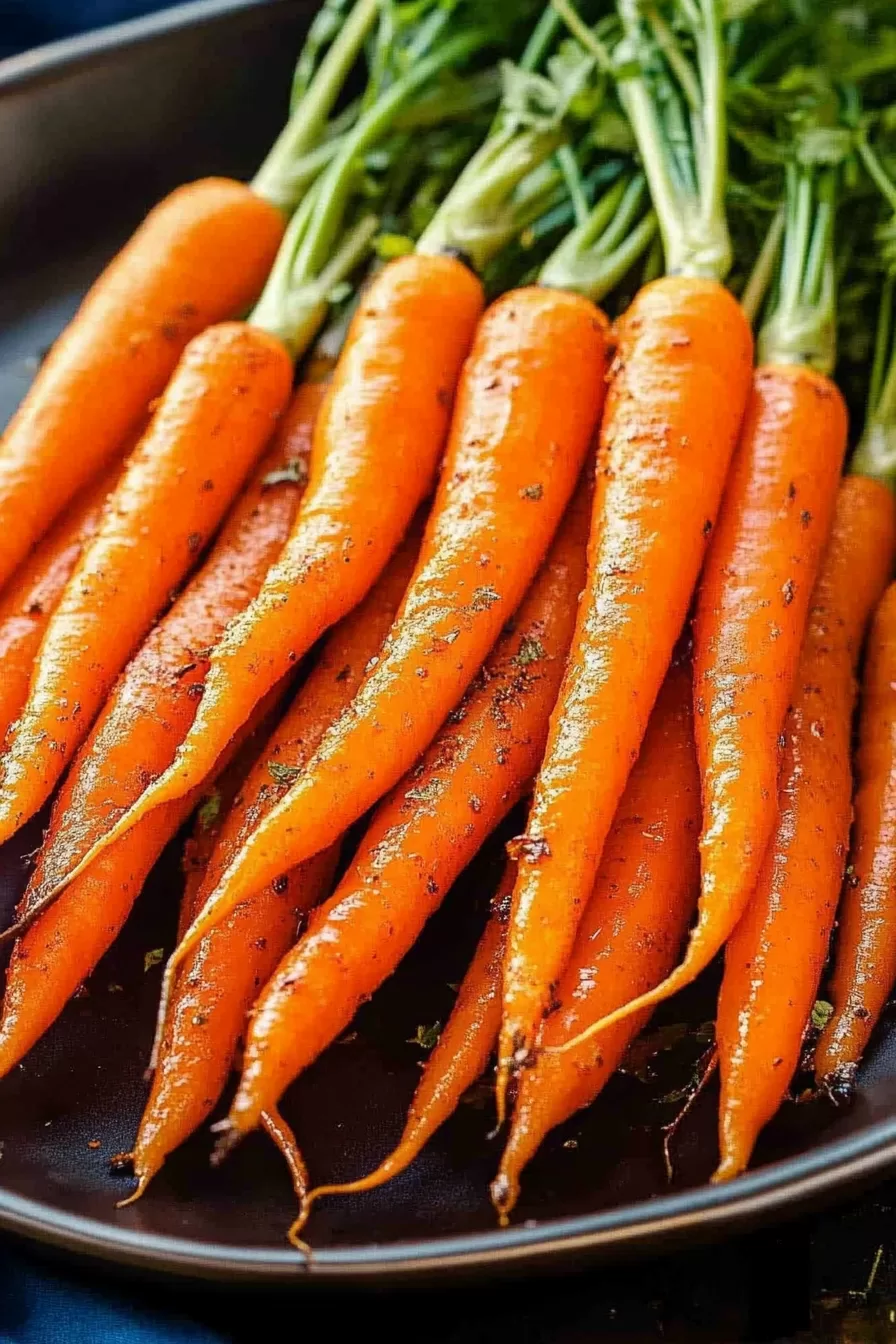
[2,0,896,1286]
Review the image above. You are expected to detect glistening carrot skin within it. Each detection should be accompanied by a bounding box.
[815,581,896,1088]
[51,254,485,892]
[1,374,323,938]
[129,523,421,1198]
[0,684,289,1079]
[295,861,514,1233]
[0,453,125,744]
[0,379,324,1068]
[494,657,701,1222]
[716,475,896,1180]
[165,287,608,966]
[0,323,293,845]
[219,473,592,1149]
[497,275,753,1103]
[0,180,284,588]
[692,365,848,956]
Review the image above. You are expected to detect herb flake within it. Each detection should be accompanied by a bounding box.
[143,948,164,973]
[268,761,302,787]
[408,1021,441,1051]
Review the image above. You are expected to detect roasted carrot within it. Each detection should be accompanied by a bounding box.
[494,657,701,1221]
[811,136,896,1088]
[159,286,606,977]
[497,2,752,1102]
[128,522,421,1198]
[0,376,328,1069]
[41,250,483,897]
[6,376,324,940]
[716,474,895,1179]
[0,681,289,1080]
[36,8,651,919]
[215,472,591,1162]
[814,579,896,1089]
[295,861,515,1233]
[0,453,126,745]
[0,184,284,591]
[569,163,846,1053]
[0,323,293,845]
[0,0,386,588]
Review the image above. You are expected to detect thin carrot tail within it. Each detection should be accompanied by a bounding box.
[290,1145,415,1239]
[115,1163,149,1210]
[545,950,705,1059]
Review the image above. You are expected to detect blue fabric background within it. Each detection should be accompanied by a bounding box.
[1,1,173,57]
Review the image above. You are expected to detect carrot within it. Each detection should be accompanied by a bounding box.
[215,471,591,1167]
[36,8,654,922]
[295,860,515,1234]
[0,323,294,845]
[496,2,752,1101]
[39,249,483,894]
[811,136,896,1089]
[161,286,606,980]
[591,163,848,1047]
[127,521,421,1199]
[0,681,290,1081]
[813,580,896,1089]
[0,453,126,745]
[494,657,700,1221]
[0,372,328,1070]
[0,184,284,591]
[716,474,895,1179]
[0,0,386,588]
[0,374,327,958]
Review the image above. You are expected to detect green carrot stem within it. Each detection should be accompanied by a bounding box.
[253,0,380,212]
[851,275,896,489]
[295,28,486,282]
[609,0,733,281]
[539,173,658,301]
[739,207,785,327]
[757,165,838,376]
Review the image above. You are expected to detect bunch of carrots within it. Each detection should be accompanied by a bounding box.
[3,0,896,1247]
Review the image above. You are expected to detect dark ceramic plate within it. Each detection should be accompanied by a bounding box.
[2,0,896,1287]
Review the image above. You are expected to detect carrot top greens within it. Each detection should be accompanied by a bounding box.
[578,0,736,282]
[850,130,896,486]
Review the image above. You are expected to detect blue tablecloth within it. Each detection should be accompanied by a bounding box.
[0,1249,221,1344]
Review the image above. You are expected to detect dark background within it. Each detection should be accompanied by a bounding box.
[2,2,896,1340]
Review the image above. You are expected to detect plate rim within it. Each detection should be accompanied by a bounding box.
[0,1115,895,1282]
[2,0,896,1286]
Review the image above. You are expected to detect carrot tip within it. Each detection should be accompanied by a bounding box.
[115,1172,149,1209]
[818,1061,858,1106]
[209,1119,243,1167]
[489,1171,517,1227]
[286,1219,313,1258]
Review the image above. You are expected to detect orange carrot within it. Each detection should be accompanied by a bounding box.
[147,286,608,981]
[295,860,514,1233]
[497,275,752,1104]
[0,323,293,844]
[716,475,896,1179]
[128,521,421,1198]
[216,472,592,1160]
[814,578,896,1088]
[0,681,288,1080]
[44,254,485,898]
[1,375,321,944]
[0,181,284,588]
[0,453,126,744]
[0,375,326,1070]
[494,657,701,1221]
[545,155,848,1066]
